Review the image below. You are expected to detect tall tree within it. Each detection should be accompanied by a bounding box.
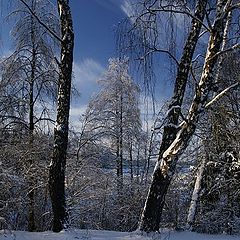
[48,0,74,232]
[139,0,239,232]
[138,0,208,231]
[1,0,58,231]
[78,58,142,190]
[16,0,74,231]
[194,50,240,234]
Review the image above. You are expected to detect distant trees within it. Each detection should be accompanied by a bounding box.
[78,58,143,189]
[68,58,148,231]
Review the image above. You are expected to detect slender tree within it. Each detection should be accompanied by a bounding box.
[1,0,58,231]
[16,0,75,231]
[78,58,142,190]
[138,0,208,231]
[117,0,240,232]
[48,0,74,232]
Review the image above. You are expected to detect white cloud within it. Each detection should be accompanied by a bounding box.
[70,105,88,118]
[0,48,13,59]
[69,105,88,130]
[73,58,104,86]
[121,0,135,18]
[70,58,105,130]
[72,58,105,104]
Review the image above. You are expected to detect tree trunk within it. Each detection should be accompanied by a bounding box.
[186,9,232,231]
[119,93,123,179]
[116,92,123,191]
[28,14,36,231]
[48,0,74,233]
[186,157,206,230]
[129,142,133,182]
[139,0,228,232]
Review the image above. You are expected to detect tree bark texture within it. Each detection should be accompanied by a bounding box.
[49,0,74,233]
[186,9,233,231]
[116,92,124,191]
[139,0,230,232]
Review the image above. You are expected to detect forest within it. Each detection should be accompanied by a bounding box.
[0,0,240,239]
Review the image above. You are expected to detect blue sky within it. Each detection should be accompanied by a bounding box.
[69,0,129,121]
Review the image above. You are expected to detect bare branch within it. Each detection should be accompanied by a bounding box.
[146,7,211,32]
[34,117,55,124]
[137,47,180,66]
[19,0,62,43]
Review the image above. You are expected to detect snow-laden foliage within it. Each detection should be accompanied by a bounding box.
[77,58,145,184]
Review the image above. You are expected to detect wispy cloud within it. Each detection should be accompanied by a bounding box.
[69,105,88,130]
[95,0,123,15]
[70,58,105,129]
[0,48,13,59]
[73,58,104,84]
[121,0,135,18]
[72,58,104,102]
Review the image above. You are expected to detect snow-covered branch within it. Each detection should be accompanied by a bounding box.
[19,0,62,43]
[205,82,239,109]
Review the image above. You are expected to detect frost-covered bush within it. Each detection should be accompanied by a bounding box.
[0,131,52,231]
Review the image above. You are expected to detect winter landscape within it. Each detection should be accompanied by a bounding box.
[0,0,239,240]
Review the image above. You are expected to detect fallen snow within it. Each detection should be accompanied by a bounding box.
[0,229,239,240]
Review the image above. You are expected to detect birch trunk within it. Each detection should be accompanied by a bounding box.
[186,10,232,230]
[186,157,206,230]
[139,0,207,232]
[49,0,74,232]
[28,14,36,231]
[139,0,232,232]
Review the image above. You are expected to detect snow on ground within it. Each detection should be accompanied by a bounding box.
[0,229,239,240]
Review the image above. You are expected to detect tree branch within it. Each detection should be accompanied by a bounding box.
[137,47,180,66]
[19,0,62,43]
[208,43,240,61]
[205,82,239,109]
[147,7,211,32]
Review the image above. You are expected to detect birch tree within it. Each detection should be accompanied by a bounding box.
[18,0,75,232]
[186,9,237,230]
[48,0,74,232]
[1,0,58,231]
[139,0,239,232]
[120,0,239,232]
[193,50,240,234]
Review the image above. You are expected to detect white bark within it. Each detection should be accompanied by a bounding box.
[205,82,239,108]
[186,157,206,230]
